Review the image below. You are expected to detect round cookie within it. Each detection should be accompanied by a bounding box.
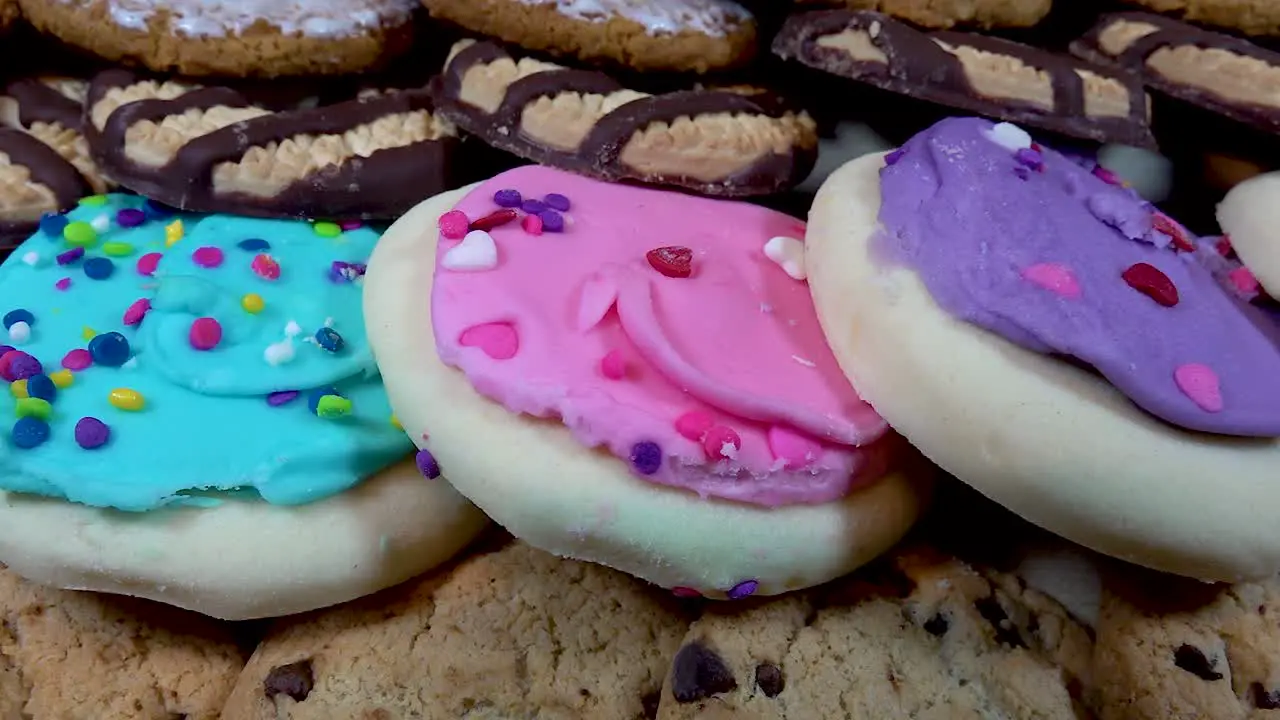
[792,0,1052,29]
[365,165,930,601]
[0,194,488,620]
[1217,171,1280,297]
[1125,0,1280,36]
[0,564,248,719]
[806,119,1280,583]
[16,0,416,77]
[219,540,692,719]
[420,0,756,73]
[655,542,1096,718]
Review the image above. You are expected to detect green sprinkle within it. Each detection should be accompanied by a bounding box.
[313,221,342,238]
[79,195,109,207]
[102,241,136,257]
[315,394,353,419]
[15,397,52,420]
[62,221,98,247]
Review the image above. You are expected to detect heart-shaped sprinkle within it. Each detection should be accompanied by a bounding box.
[702,425,741,460]
[763,236,807,281]
[1022,262,1081,299]
[1152,213,1195,252]
[675,410,714,441]
[1122,263,1179,307]
[767,425,821,468]
[442,230,498,272]
[984,122,1032,152]
[647,246,693,279]
[458,321,519,360]
[1174,363,1223,413]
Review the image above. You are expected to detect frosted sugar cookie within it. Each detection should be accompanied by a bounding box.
[1217,171,1280,298]
[806,117,1280,583]
[364,164,930,600]
[17,0,416,77]
[0,194,487,620]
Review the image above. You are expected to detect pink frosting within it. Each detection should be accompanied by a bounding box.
[431,166,893,507]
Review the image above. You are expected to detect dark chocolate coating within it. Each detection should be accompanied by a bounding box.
[1072,12,1280,136]
[84,70,462,221]
[0,127,92,254]
[773,10,1156,149]
[5,78,85,130]
[429,41,817,197]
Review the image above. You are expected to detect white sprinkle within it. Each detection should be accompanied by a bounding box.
[763,236,807,281]
[792,354,816,368]
[284,321,302,338]
[21,251,41,267]
[7,321,31,344]
[985,122,1033,152]
[90,213,111,233]
[441,230,499,272]
[264,339,295,366]
[720,442,739,460]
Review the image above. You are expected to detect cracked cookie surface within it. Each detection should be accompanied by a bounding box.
[655,543,1097,719]
[1124,0,1280,37]
[219,540,694,720]
[0,564,248,720]
[794,0,1051,29]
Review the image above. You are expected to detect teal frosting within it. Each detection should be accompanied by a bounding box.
[0,195,412,511]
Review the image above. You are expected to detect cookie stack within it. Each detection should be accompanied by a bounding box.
[1,0,1280,719]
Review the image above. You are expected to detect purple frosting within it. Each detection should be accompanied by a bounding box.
[876,117,1280,437]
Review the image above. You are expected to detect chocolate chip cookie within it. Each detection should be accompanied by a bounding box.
[0,564,249,720]
[220,539,695,719]
[1094,567,1280,719]
[656,543,1097,718]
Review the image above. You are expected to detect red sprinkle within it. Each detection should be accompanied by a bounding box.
[671,587,702,598]
[136,252,162,276]
[1216,235,1234,258]
[600,349,626,380]
[122,298,151,326]
[437,210,469,240]
[646,246,693,279]
[521,213,544,236]
[1122,262,1179,307]
[701,425,741,460]
[188,317,223,350]
[469,209,518,232]
[1152,213,1195,252]
[61,348,92,371]
[251,253,281,280]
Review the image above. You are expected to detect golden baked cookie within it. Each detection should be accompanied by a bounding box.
[16,0,417,77]
[1126,0,1280,37]
[793,0,1051,29]
[421,0,757,73]
[0,0,19,34]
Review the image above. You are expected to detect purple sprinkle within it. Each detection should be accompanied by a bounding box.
[55,278,71,291]
[630,441,662,475]
[267,390,300,406]
[727,579,759,600]
[74,417,111,449]
[115,208,146,228]
[1015,148,1044,171]
[328,261,368,283]
[339,220,363,231]
[415,448,441,479]
[493,189,523,208]
[521,198,547,215]
[8,353,42,380]
[56,247,85,265]
[538,209,564,233]
[884,148,905,166]
[543,193,571,212]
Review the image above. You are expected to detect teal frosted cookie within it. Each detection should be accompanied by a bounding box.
[0,195,488,620]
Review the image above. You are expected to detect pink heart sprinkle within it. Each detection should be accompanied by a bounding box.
[600,349,626,380]
[702,425,741,460]
[1174,363,1224,413]
[674,410,714,441]
[136,252,162,276]
[61,348,92,371]
[1022,262,1081,299]
[1228,267,1260,295]
[122,298,151,326]
[458,322,519,360]
[192,246,224,269]
[767,425,822,469]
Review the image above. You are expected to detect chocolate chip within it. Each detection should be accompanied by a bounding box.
[263,659,315,701]
[640,690,662,719]
[974,595,1026,649]
[755,663,785,697]
[923,613,949,636]
[1252,683,1280,709]
[671,642,737,703]
[1173,644,1223,681]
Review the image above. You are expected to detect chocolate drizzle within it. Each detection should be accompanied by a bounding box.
[1072,12,1280,135]
[773,10,1156,149]
[430,40,816,197]
[0,127,91,252]
[4,79,85,131]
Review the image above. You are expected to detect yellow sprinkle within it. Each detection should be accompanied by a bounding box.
[108,388,145,412]
[81,327,97,341]
[102,241,136,257]
[9,379,28,398]
[390,414,402,430]
[164,220,184,247]
[49,370,74,389]
[15,397,51,420]
[241,293,265,314]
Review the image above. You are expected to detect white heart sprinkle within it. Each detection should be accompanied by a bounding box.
[7,321,30,344]
[21,251,40,267]
[763,236,807,281]
[284,321,302,338]
[985,122,1033,152]
[442,230,498,272]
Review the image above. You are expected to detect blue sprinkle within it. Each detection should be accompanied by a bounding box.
[630,441,662,475]
[314,327,345,353]
[39,213,68,237]
[88,332,130,367]
[3,309,33,330]
[543,193,571,212]
[144,199,175,219]
[307,387,341,415]
[57,247,84,265]
[238,238,270,252]
[415,449,441,479]
[493,189,523,208]
[11,417,50,449]
[25,374,56,402]
[267,390,299,407]
[83,257,115,280]
[521,198,547,215]
[727,579,759,600]
[538,210,564,233]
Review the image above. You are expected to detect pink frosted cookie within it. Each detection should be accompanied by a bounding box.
[365,165,930,599]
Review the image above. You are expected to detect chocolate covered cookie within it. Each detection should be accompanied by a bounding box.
[83,69,463,220]
[429,39,818,197]
[655,543,1097,718]
[773,10,1156,148]
[794,0,1052,29]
